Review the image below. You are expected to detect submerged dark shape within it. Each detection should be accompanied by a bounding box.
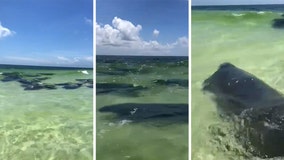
[97,68,151,76]
[1,72,55,90]
[55,79,93,90]
[86,84,93,88]
[153,79,188,87]
[0,71,92,90]
[22,83,57,90]
[96,83,147,97]
[1,72,54,80]
[1,72,23,81]
[76,79,93,84]
[63,83,82,89]
[37,73,55,76]
[202,62,284,158]
[96,71,129,76]
[99,103,188,123]
[21,83,44,90]
[1,72,51,82]
[56,82,82,89]
[272,18,284,29]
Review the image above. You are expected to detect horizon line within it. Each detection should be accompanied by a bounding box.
[0,63,93,69]
[96,54,189,57]
[191,3,284,7]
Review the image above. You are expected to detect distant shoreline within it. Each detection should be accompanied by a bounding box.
[192,4,284,7]
[192,4,284,11]
[0,64,93,70]
[96,55,188,58]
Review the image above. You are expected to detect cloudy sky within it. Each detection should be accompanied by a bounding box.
[192,0,284,6]
[0,0,93,67]
[96,0,188,56]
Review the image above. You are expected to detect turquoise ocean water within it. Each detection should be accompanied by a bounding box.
[0,65,93,160]
[96,55,188,160]
[192,4,284,160]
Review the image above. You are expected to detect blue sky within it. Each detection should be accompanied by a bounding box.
[0,0,93,67]
[192,0,284,6]
[96,0,188,56]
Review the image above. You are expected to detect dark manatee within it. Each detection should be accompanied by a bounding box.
[96,83,147,97]
[99,103,188,124]
[1,72,23,81]
[42,84,57,89]
[0,72,56,90]
[76,79,93,88]
[56,82,82,89]
[203,63,284,115]
[0,71,92,91]
[0,71,90,90]
[63,83,82,89]
[202,62,284,158]
[76,79,93,84]
[96,71,129,76]
[1,72,54,81]
[153,79,188,87]
[21,83,44,90]
[96,67,150,76]
[272,18,284,29]
[17,77,50,84]
[55,79,93,89]
[21,83,56,90]
[37,73,55,76]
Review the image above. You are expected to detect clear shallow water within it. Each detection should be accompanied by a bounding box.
[96,56,188,160]
[192,8,284,160]
[0,66,93,160]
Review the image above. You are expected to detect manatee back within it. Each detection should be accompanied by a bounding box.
[99,103,188,123]
[203,63,284,114]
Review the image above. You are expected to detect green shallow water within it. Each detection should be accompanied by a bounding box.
[192,10,284,160]
[96,56,188,160]
[0,67,93,160]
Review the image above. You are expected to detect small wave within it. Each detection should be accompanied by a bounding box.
[257,11,265,15]
[78,70,89,75]
[106,120,132,127]
[232,13,245,17]
[118,119,132,126]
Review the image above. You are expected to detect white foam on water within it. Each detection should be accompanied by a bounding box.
[108,122,115,127]
[124,155,131,159]
[257,11,265,15]
[130,108,138,115]
[232,13,245,17]
[81,70,89,75]
[118,119,132,126]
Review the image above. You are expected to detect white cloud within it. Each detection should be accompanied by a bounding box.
[0,22,15,39]
[84,56,93,62]
[57,56,70,61]
[56,56,93,64]
[4,56,50,64]
[112,17,142,41]
[153,29,160,38]
[174,36,188,47]
[96,17,142,45]
[84,17,93,26]
[96,23,121,46]
[96,17,188,56]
